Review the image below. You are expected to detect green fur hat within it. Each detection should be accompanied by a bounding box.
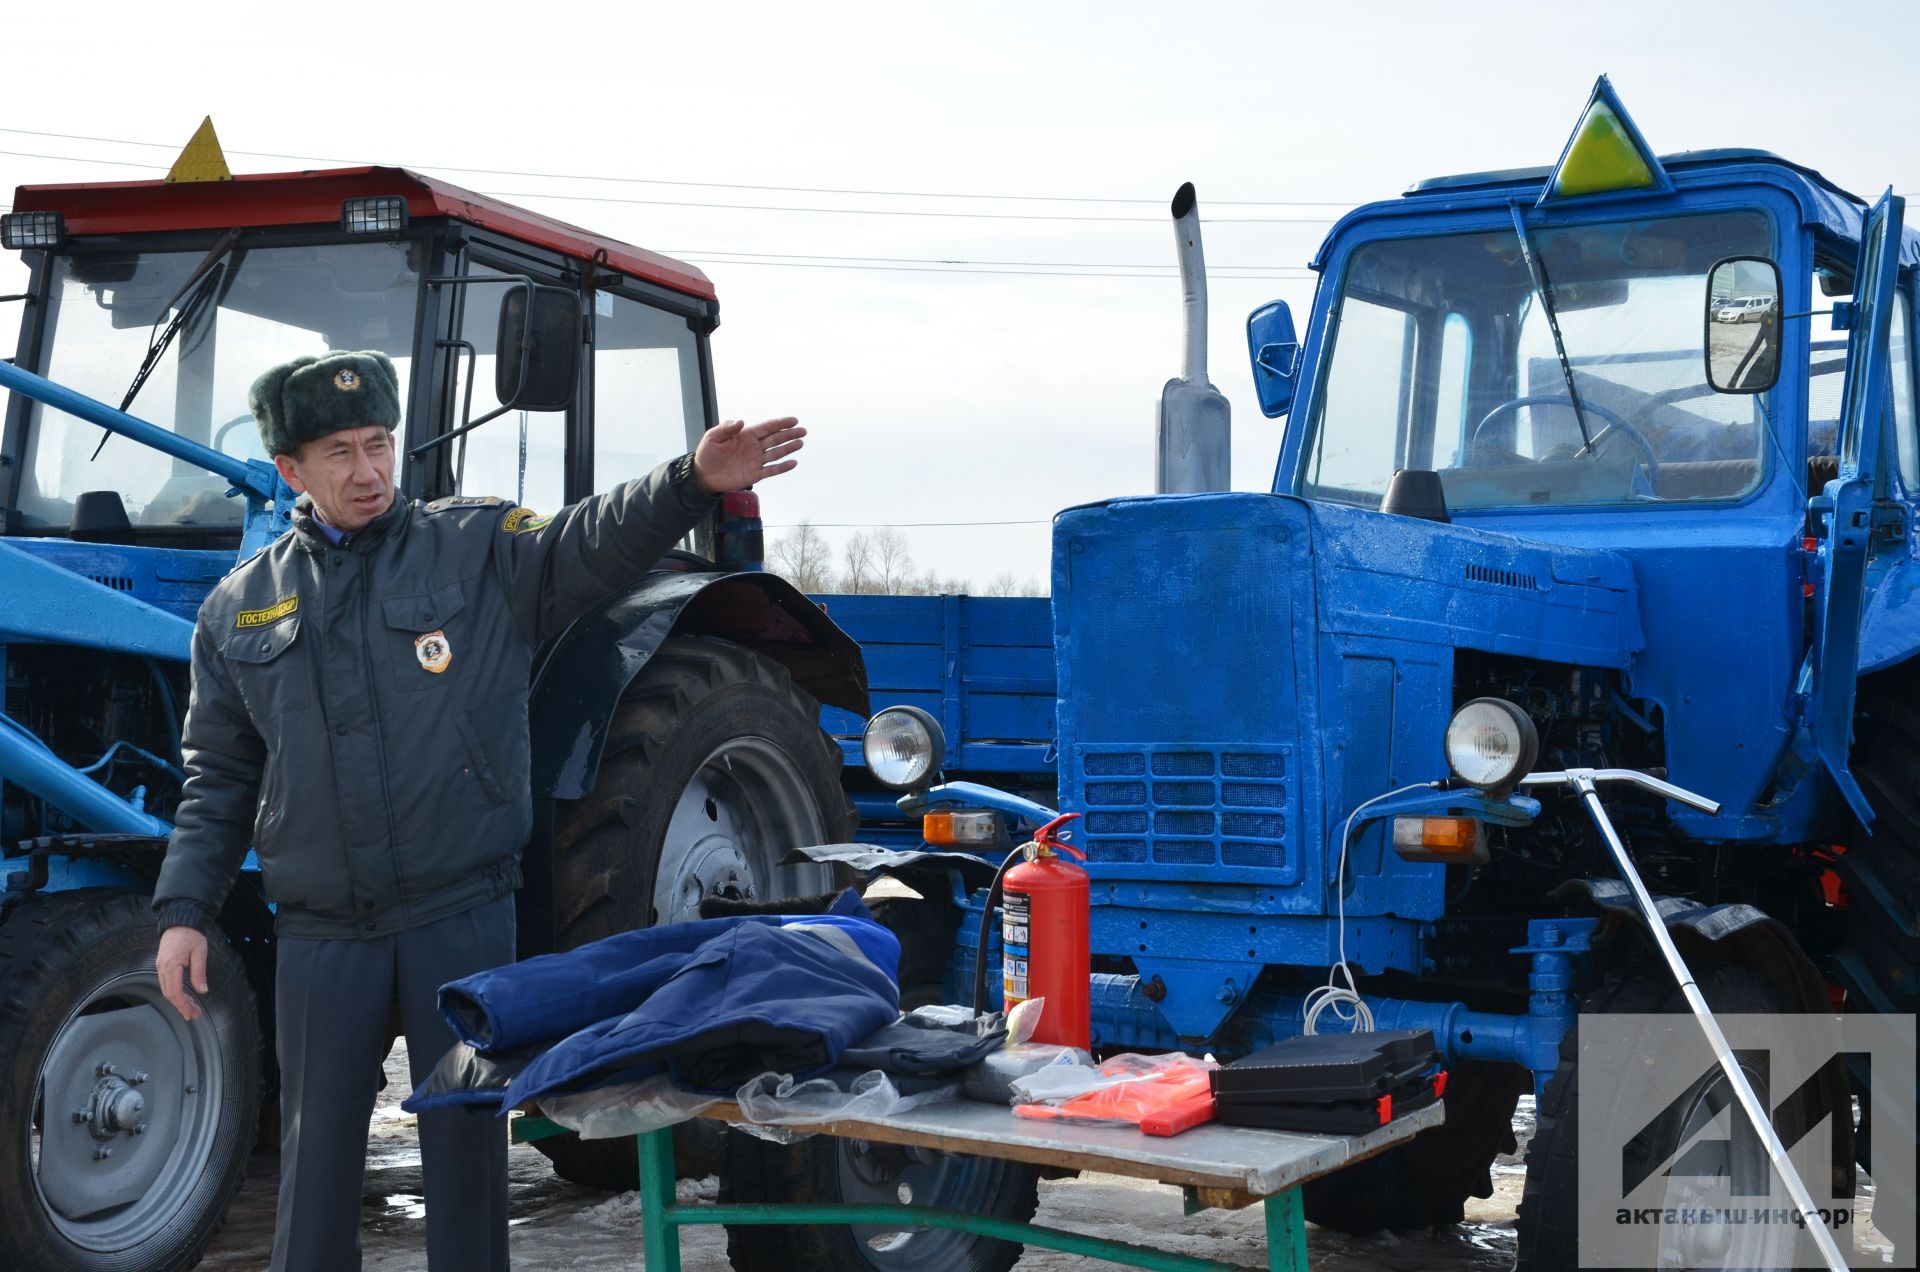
[249,350,400,456]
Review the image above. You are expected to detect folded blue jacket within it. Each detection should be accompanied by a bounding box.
[407,894,901,1115]
[499,917,900,1107]
[437,893,894,1053]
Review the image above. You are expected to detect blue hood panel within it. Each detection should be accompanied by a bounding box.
[1053,492,1640,908]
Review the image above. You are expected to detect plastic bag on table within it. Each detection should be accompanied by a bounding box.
[962,1042,1093,1104]
[729,1068,962,1144]
[1004,996,1044,1045]
[537,1072,723,1139]
[1010,1052,1216,1127]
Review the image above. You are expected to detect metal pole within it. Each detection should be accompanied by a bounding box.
[1561,770,1848,1272]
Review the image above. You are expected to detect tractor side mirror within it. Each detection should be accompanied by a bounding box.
[1247,300,1301,417]
[496,285,581,411]
[1705,256,1782,394]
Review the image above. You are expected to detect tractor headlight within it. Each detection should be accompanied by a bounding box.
[1444,698,1539,794]
[1,211,63,250]
[862,706,946,791]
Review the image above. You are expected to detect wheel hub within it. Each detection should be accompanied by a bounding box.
[82,1071,149,1140]
[656,737,827,925]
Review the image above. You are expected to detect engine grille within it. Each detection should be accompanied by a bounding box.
[1077,743,1292,876]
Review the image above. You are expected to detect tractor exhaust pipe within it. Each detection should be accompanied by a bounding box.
[1155,183,1230,494]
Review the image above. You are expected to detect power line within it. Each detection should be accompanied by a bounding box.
[0,147,1344,227]
[668,247,1312,272]
[681,256,1307,280]
[481,187,1333,224]
[0,125,1362,208]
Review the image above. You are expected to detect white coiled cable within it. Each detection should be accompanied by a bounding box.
[1303,781,1440,1035]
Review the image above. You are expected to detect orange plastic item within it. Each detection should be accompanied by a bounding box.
[1014,1056,1216,1130]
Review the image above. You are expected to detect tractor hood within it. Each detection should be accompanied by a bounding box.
[1051,491,1639,897]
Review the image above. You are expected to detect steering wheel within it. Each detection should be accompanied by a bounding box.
[1467,394,1659,483]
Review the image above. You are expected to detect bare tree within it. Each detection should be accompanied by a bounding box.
[768,521,835,593]
[985,572,1021,597]
[871,526,916,593]
[1020,576,1048,597]
[840,531,876,594]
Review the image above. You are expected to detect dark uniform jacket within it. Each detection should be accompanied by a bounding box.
[153,456,714,940]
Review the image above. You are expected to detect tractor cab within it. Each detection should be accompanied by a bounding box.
[2,142,719,558]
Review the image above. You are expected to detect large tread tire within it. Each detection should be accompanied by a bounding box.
[0,890,261,1272]
[1844,670,1920,1023]
[533,635,852,1190]
[1300,1055,1526,1233]
[1515,963,1851,1271]
[722,893,1041,1272]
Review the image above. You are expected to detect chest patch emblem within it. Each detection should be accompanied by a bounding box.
[236,595,299,628]
[414,630,452,674]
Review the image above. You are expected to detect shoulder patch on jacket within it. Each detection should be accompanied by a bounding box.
[426,495,504,513]
[500,507,551,534]
[235,595,299,629]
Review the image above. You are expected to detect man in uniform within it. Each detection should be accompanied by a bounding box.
[150,349,803,1271]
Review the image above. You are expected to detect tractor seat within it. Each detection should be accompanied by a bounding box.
[69,491,136,545]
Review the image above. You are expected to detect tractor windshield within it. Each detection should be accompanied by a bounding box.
[11,240,422,531]
[1302,210,1774,510]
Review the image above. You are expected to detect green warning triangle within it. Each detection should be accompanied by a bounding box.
[167,117,232,184]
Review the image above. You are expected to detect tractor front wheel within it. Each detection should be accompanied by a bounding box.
[722,893,1041,1272]
[536,635,848,1188]
[0,889,261,1272]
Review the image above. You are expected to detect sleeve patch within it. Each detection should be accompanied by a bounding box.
[235,595,299,628]
[501,507,550,534]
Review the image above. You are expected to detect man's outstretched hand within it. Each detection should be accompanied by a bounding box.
[693,417,806,494]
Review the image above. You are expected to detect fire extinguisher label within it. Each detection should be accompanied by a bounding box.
[1003,892,1031,999]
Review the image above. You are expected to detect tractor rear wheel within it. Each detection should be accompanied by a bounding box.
[722,893,1041,1272]
[1515,963,1850,1270]
[0,890,261,1272]
[534,636,848,1189]
[1300,1055,1527,1233]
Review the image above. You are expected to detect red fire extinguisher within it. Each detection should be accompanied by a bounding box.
[1002,812,1090,1050]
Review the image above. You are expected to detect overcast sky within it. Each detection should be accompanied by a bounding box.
[6,0,1918,587]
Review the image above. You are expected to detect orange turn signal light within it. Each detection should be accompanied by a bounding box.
[923,809,998,847]
[1391,816,1487,863]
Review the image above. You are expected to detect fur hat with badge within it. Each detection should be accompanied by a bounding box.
[249,349,400,456]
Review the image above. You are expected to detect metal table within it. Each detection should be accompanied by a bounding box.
[514,1097,1443,1271]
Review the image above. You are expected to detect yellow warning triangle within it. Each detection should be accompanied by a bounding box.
[166,117,232,184]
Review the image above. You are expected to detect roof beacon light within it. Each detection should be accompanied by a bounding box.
[1538,75,1672,205]
[1,210,63,250]
[342,197,410,236]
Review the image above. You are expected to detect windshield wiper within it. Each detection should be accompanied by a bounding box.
[1507,203,1595,452]
[92,229,242,461]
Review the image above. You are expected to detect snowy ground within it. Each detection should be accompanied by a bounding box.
[200,1044,1893,1270]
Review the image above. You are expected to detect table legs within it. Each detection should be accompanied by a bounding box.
[1264,1187,1307,1272]
[636,1126,681,1272]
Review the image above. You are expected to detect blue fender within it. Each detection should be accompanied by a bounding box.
[528,569,868,800]
[1856,542,1920,675]
[1553,877,1830,1013]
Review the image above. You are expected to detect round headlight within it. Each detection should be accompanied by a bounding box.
[862,706,947,791]
[1444,698,1539,792]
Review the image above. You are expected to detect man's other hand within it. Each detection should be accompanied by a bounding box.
[693,417,806,494]
[157,925,210,1021]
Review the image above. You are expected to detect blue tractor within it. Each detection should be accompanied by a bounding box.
[722,81,1914,1271]
[0,145,874,1269]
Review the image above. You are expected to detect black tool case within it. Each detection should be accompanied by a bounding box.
[1208,1028,1443,1134]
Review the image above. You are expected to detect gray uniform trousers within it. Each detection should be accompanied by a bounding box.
[271,894,514,1272]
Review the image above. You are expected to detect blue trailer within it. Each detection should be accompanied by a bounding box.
[721,80,1915,1272]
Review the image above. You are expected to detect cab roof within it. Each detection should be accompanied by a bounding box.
[10,165,715,302]
[1312,148,1920,270]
